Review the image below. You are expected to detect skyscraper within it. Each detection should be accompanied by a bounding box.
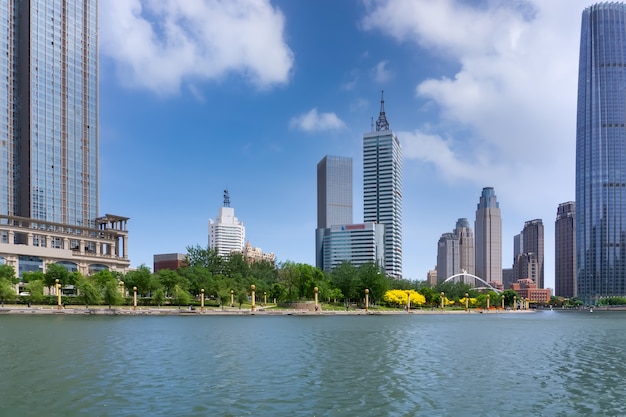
[317,156,353,229]
[555,202,576,298]
[522,219,544,288]
[455,218,475,276]
[436,232,459,283]
[0,0,129,276]
[576,3,626,303]
[474,187,502,284]
[209,190,245,259]
[363,93,402,278]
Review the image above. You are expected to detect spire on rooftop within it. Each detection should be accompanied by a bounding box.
[375,90,390,132]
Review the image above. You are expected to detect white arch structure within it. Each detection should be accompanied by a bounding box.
[442,273,502,293]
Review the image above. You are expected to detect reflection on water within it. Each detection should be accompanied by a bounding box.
[1,311,626,416]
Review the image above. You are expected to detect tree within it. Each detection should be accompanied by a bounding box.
[103,280,123,309]
[236,290,248,309]
[124,264,157,296]
[152,287,165,307]
[26,280,45,304]
[21,270,44,284]
[155,269,184,296]
[356,262,388,305]
[185,245,224,275]
[44,263,70,287]
[383,289,426,307]
[0,278,16,306]
[218,289,230,310]
[501,290,519,308]
[330,261,357,304]
[172,285,191,309]
[77,277,101,308]
[0,264,18,284]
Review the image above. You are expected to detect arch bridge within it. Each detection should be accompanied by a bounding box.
[442,272,502,293]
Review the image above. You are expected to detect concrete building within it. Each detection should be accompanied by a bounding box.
[555,202,576,298]
[208,190,245,259]
[513,252,539,285]
[315,155,353,269]
[455,218,475,276]
[154,253,186,273]
[502,268,515,289]
[320,223,385,273]
[238,241,275,265]
[510,279,551,304]
[576,3,626,303]
[427,268,438,287]
[363,92,402,278]
[437,232,459,283]
[0,0,130,277]
[474,187,502,284]
[521,219,544,288]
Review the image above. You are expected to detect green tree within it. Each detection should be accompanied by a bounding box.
[172,285,191,309]
[21,270,44,284]
[185,245,224,275]
[236,290,248,309]
[26,280,45,304]
[77,277,101,308]
[0,278,16,306]
[124,265,157,296]
[0,264,18,284]
[103,280,123,309]
[92,269,117,288]
[356,262,387,305]
[330,261,357,304]
[155,269,184,296]
[501,289,519,308]
[44,263,70,287]
[152,287,165,307]
[218,289,230,310]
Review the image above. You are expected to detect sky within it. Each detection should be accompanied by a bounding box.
[97,0,592,288]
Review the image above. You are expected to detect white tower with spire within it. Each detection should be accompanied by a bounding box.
[208,190,245,258]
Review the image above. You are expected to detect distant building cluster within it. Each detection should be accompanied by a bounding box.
[315,93,402,278]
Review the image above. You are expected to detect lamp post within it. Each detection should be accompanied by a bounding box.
[487,294,490,311]
[465,293,469,312]
[514,296,517,310]
[55,279,61,309]
[201,289,205,312]
[440,292,445,311]
[407,291,411,313]
[133,286,137,311]
[251,285,256,311]
[119,281,125,297]
[365,289,369,313]
[264,291,267,307]
[230,290,234,308]
[314,287,319,312]
[501,294,505,310]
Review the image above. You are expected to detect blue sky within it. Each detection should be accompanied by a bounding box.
[98,0,591,288]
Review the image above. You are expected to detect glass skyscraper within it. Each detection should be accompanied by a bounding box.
[317,156,353,229]
[576,3,626,303]
[2,0,97,227]
[363,94,402,279]
[474,187,502,284]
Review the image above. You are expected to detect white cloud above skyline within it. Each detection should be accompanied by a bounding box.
[371,60,393,83]
[99,0,294,95]
[289,108,347,132]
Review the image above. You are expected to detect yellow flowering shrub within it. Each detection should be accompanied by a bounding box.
[383,289,426,306]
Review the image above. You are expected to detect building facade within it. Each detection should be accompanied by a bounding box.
[154,253,186,273]
[522,219,544,288]
[436,232,459,283]
[321,223,385,273]
[363,93,402,278]
[315,155,352,269]
[576,3,626,303]
[474,187,502,284]
[0,0,130,276]
[455,218,475,276]
[208,190,245,259]
[555,202,576,298]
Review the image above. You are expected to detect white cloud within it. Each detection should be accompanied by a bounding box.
[362,0,588,208]
[371,60,393,83]
[289,108,347,132]
[99,0,294,95]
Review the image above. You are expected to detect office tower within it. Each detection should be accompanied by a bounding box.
[363,92,402,278]
[522,219,544,288]
[317,156,353,229]
[315,156,353,269]
[209,190,245,259]
[436,232,459,283]
[455,218,475,276]
[576,3,626,303]
[513,252,538,285]
[474,187,502,284]
[321,223,385,273]
[0,0,130,276]
[555,202,576,298]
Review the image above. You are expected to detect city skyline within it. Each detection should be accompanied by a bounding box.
[97,0,592,286]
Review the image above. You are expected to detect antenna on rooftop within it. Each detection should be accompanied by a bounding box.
[370,116,374,131]
[223,189,230,207]
[375,90,390,132]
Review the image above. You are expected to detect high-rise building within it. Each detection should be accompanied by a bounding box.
[315,155,353,269]
[0,0,130,277]
[320,223,385,273]
[474,187,502,284]
[317,156,353,229]
[555,202,576,298]
[209,190,245,259]
[576,3,626,303]
[522,219,544,288]
[363,92,402,278]
[455,218,475,276]
[436,232,459,283]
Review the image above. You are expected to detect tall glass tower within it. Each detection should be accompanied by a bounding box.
[576,3,626,304]
[363,92,402,279]
[474,187,502,284]
[317,156,353,229]
[2,0,98,227]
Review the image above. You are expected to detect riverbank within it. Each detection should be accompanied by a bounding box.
[0,305,536,316]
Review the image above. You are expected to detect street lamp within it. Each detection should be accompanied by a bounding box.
[264,291,267,307]
[407,291,411,313]
[55,279,61,310]
[465,293,469,312]
[487,294,490,311]
[501,294,505,310]
[119,281,124,297]
[314,287,319,312]
[230,290,234,308]
[365,289,369,313]
[133,286,137,311]
[440,292,445,311]
[250,285,256,311]
[201,289,205,312]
